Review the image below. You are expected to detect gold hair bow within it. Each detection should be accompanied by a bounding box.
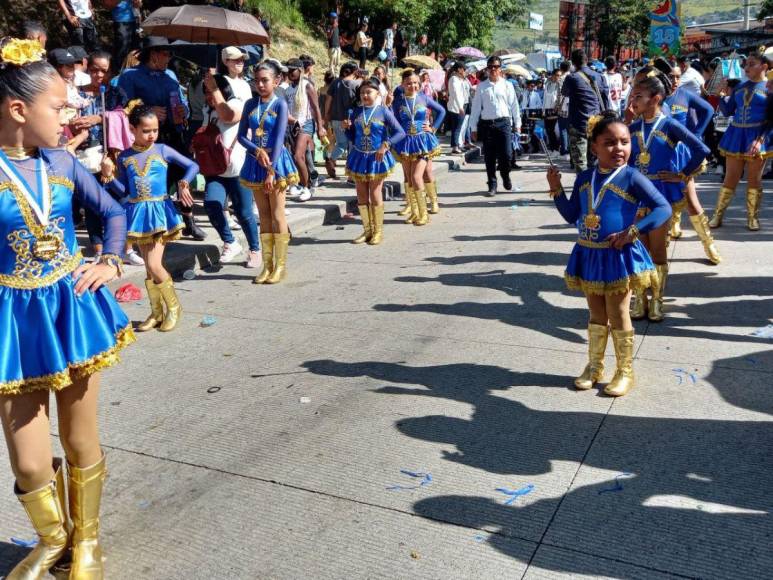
[0,39,45,67]
[124,99,144,115]
[586,114,603,138]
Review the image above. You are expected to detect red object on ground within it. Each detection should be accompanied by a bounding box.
[114,283,142,303]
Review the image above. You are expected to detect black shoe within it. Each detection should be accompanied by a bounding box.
[485,182,497,197]
[511,163,522,171]
[502,175,512,191]
[182,214,206,241]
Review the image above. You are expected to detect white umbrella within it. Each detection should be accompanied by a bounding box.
[499,52,527,63]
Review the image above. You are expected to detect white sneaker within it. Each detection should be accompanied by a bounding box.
[298,187,312,202]
[245,250,261,269]
[287,185,302,199]
[124,250,145,266]
[219,241,243,263]
[226,213,241,231]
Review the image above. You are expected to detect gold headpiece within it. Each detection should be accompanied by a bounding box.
[0,39,46,67]
[124,99,144,115]
[646,68,658,78]
[586,114,603,138]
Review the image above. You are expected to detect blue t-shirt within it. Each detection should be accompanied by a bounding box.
[112,0,135,23]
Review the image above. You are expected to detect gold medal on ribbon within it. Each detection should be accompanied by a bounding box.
[254,128,265,138]
[33,234,62,261]
[583,212,601,230]
[638,151,651,167]
[410,125,417,135]
[363,124,371,136]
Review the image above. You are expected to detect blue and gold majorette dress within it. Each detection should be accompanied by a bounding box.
[665,86,715,176]
[391,92,445,161]
[554,165,671,295]
[718,80,772,159]
[0,148,134,395]
[106,143,198,245]
[629,114,710,214]
[345,105,406,182]
[238,95,299,192]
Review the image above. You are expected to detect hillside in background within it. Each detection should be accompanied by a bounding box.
[492,0,765,51]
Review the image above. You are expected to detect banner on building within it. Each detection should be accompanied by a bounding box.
[649,0,681,57]
[529,12,544,31]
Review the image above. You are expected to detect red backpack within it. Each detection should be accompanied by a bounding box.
[190,118,236,176]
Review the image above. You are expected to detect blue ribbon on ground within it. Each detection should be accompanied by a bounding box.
[495,483,535,505]
[386,469,433,491]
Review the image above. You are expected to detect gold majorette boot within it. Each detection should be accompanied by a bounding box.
[425,181,440,214]
[709,186,735,228]
[397,182,412,217]
[689,213,722,264]
[648,264,668,322]
[266,233,290,284]
[368,205,384,245]
[669,208,683,239]
[8,460,69,580]
[352,204,372,244]
[746,187,762,231]
[67,454,106,580]
[413,188,430,226]
[604,329,635,397]
[137,279,164,332]
[630,289,648,320]
[405,186,419,224]
[253,233,274,284]
[157,278,182,332]
[574,323,609,390]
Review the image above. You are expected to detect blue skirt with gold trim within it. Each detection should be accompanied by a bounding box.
[240,148,299,191]
[125,198,183,244]
[0,269,134,395]
[565,240,658,295]
[392,132,442,161]
[346,149,396,182]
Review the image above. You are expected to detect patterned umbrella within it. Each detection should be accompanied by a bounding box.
[452,46,485,59]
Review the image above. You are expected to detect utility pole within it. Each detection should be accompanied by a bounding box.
[743,0,751,31]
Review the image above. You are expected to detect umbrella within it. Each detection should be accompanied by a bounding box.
[492,50,526,61]
[141,5,269,46]
[498,52,527,63]
[452,46,485,59]
[466,59,488,72]
[504,64,532,78]
[764,45,773,56]
[168,40,261,68]
[402,55,441,70]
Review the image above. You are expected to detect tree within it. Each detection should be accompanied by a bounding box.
[587,0,651,58]
[343,0,528,54]
[758,0,773,20]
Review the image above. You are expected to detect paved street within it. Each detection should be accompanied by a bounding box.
[1,154,771,579]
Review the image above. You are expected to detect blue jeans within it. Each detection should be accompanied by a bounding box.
[204,176,259,251]
[330,120,350,161]
[447,111,463,148]
[558,117,570,155]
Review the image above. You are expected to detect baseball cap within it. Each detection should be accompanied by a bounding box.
[49,48,77,67]
[67,45,87,61]
[285,58,303,70]
[329,11,337,18]
[221,46,248,64]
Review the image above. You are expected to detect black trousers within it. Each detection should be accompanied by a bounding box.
[66,17,98,53]
[479,118,512,186]
[544,117,559,151]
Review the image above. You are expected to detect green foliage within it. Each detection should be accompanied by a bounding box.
[588,0,651,57]
[758,0,773,20]
[247,0,308,31]
[341,0,529,53]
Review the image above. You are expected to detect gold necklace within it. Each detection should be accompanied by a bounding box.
[131,142,153,153]
[0,146,37,160]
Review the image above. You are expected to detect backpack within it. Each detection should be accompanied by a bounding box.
[190,117,236,177]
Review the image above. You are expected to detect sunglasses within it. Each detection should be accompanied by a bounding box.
[487,64,501,70]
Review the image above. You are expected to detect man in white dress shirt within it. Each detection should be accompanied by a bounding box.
[470,56,522,196]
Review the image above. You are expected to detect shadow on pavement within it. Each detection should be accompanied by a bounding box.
[301,356,772,579]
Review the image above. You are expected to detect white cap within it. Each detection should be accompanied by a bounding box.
[221,46,248,64]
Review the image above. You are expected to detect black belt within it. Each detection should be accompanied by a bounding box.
[480,117,510,125]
